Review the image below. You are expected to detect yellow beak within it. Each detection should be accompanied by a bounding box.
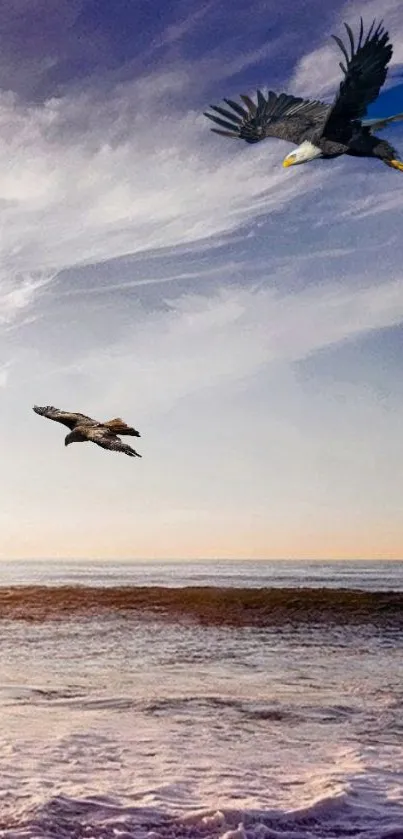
[282,157,294,168]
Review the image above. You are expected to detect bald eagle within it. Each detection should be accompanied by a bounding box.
[204,19,403,171]
[33,406,142,458]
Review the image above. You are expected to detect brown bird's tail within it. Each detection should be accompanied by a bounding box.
[104,418,141,437]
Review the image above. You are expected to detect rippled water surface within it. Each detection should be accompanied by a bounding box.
[0,560,402,838]
[1,558,403,590]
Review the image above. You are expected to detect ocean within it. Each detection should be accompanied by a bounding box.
[0,559,402,839]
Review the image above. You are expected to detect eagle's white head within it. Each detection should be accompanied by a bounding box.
[283,140,323,168]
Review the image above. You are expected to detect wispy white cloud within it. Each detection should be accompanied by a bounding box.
[55,262,240,296]
[0,363,10,387]
[0,74,325,323]
[0,271,53,325]
[150,2,215,50]
[193,36,289,88]
[292,43,340,100]
[21,277,403,418]
[339,190,403,219]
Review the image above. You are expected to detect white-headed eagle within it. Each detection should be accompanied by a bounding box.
[205,19,403,171]
[33,406,142,458]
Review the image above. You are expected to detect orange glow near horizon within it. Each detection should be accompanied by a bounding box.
[1,521,402,561]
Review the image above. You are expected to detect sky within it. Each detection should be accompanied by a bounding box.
[1,0,403,560]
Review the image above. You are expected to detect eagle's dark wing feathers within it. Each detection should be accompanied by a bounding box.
[205,91,330,146]
[33,405,96,430]
[323,18,393,139]
[84,427,142,458]
[103,417,141,437]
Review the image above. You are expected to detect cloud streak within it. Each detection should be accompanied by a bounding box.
[0,74,327,323]
[18,277,403,417]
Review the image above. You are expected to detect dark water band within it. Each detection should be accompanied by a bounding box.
[0,584,402,626]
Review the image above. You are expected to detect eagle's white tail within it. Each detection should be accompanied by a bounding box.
[363,112,403,132]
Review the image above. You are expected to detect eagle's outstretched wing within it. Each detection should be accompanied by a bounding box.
[33,405,95,430]
[103,418,141,437]
[84,427,142,458]
[323,19,393,140]
[204,91,330,145]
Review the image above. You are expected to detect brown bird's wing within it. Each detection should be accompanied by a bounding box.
[33,405,96,430]
[84,427,142,458]
[205,91,330,145]
[322,19,393,142]
[103,417,141,437]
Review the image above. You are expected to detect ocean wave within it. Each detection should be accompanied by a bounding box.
[0,687,349,726]
[0,584,402,627]
[2,793,403,839]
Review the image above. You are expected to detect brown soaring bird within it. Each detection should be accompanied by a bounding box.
[33,405,142,458]
[205,19,403,171]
